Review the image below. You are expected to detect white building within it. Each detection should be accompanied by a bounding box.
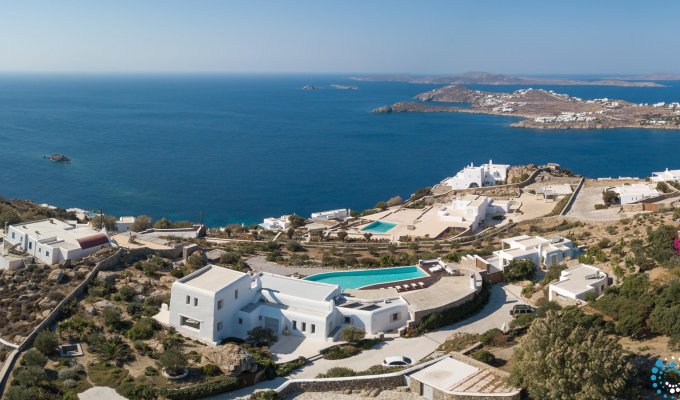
[437,195,507,231]
[534,184,572,201]
[259,215,291,231]
[163,265,409,345]
[651,168,680,183]
[310,208,350,221]
[548,264,608,302]
[4,219,111,266]
[441,160,510,189]
[606,183,661,204]
[494,235,575,269]
[115,216,136,232]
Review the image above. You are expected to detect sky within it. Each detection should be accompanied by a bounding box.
[1,1,678,75]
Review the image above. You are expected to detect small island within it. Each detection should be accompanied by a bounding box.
[44,153,71,162]
[302,85,320,90]
[330,84,358,90]
[374,85,680,130]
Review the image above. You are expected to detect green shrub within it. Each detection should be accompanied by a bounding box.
[480,328,509,347]
[202,363,221,376]
[34,330,59,355]
[339,326,366,343]
[275,356,307,376]
[21,350,47,368]
[128,318,160,340]
[322,345,360,360]
[144,366,159,376]
[117,381,158,400]
[161,376,240,400]
[316,366,356,378]
[250,390,279,400]
[472,349,495,364]
[504,259,535,282]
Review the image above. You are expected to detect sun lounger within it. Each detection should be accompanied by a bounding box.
[410,283,418,289]
[417,282,426,288]
[401,285,411,291]
[429,265,443,273]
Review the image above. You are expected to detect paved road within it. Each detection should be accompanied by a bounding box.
[205,284,524,400]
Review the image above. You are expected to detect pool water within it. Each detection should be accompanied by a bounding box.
[304,266,427,289]
[361,221,397,233]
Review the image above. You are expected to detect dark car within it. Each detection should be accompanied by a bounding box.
[510,304,535,317]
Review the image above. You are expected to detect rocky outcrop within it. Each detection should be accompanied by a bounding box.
[43,153,70,162]
[48,269,64,283]
[200,343,258,376]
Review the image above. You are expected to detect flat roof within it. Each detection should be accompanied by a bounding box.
[411,357,479,392]
[259,272,339,301]
[551,264,606,295]
[179,265,248,292]
[9,219,107,250]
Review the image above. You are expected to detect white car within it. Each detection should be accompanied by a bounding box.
[382,356,413,367]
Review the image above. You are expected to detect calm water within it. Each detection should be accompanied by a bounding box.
[304,266,427,289]
[1,74,680,226]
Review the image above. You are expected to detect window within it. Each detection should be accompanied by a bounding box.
[180,316,200,330]
[391,312,401,322]
[259,316,262,320]
[217,300,223,310]
[292,321,297,330]
[11,232,14,239]
[311,324,315,334]
[45,251,49,257]
[28,242,32,250]
[301,322,306,332]
[194,298,198,307]
[238,318,243,325]
[344,317,351,324]
[235,289,238,299]
[186,296,190,304]
[217,322,223,330]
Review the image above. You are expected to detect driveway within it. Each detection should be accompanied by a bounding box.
[205,284,525,400]
[567,186,630,221]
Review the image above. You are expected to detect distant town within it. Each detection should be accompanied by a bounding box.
[1,159,679,399]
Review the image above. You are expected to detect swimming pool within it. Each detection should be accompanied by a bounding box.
[361,221,397,234]
[304,266,427,289]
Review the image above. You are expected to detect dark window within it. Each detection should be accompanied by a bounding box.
[302,322,306,332]
[186,296,190,304]
[293,321,297,330]
[311,324,315,334]
[344,317,351,324]
[238,318,243,325]
[217,299,223,310]
[235,290,239,299]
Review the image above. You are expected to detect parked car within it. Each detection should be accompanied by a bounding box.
[510,304,535,317]
[382,356,413,367]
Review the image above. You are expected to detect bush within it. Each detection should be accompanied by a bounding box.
[250,390,279,400]
[480,328,508,347]
[202,363,221,376]
[144,366,159,376]
[117,381,158,400]
[58,364,84,381]
[4,386,38,400]
[160,348,188,376]
[128,317,160,341]
[247,327,277,347]
[21,350,47,368]
[34,330,59,355]
[317,366,356,378]
[322,344,360,360]
[275,356,307,376]
[504,259,535,282]
[118,285,136,302]
[339,326,366,343]
[472,349,495,364]
[594,204,607,210]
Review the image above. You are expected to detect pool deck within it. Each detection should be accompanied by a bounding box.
[344,287,399,299]
[351,207,470,240]
[401,271,480,314]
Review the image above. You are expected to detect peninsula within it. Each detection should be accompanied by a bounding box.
[354,71,664,87]
[374,85,680,130]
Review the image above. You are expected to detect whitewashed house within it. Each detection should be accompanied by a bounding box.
[115,216,136,232]
[441,160,510,189]
[4,219,111,266]
[606,183,660,204]
[437,195,507,231]
[548,264,608,302]
[310,208,350,221]
[651,168,680,183]
[259,215,291,231]
[494,235,575,269]
[162,265,409,345]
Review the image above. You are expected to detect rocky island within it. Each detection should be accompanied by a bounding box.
[43,153,71,162]
[374,85,680,130]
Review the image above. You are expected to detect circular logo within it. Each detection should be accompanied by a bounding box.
[651,356,680,398]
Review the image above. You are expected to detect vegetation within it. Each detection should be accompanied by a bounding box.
[247,327,278,347]
[275,356,307,376]
[131,215,153,232]
[160,348,188,376]
[509,309,633,400]
[503,259,535,282]
[339,326,366,343]
[471,349,495,364]
[602,190,619,206]
[316,364,404,378]
[34,330,59,355]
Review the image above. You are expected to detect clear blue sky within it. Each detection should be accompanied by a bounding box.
[1,0,678,74]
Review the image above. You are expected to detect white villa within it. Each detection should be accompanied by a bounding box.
[441,160,510,189]
[162,265,409,345]
[606,183,661,204]
[310,208,350,221]
[534,184,573,201]
[115,216,136,232]
[548,264,608,302]
[651,168,680,183]
[494,235,575,269]
[259,215,292,231]
[3,219,111,266]
[437,195,508,231]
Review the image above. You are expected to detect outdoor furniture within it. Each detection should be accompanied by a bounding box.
[429,265,443,273]
[410,283,419,290]
[417,281,426,288]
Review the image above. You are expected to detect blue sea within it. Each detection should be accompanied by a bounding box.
[1,74,679,227]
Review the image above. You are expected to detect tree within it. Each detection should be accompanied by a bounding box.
[509,309,633,400]
[187,252,207,270]
[657,181,671,193]
[285,240,304,252]
[95,336,131,364]
[90,214,118,231]
[128,318,160,341]
[131,215,153,232]
[159,348,188,376]
[34,330,59,355]
[602,190,619,206]
[363,232,373,241]
[647,225,679,266]
[288,214,306,229]
[336,230,348,242]
[504,259,535,282]
[154,217,172,229]
[339,326,366,343]
[374,201,388,211]
[471,349,495,365]
[21,350,47,368]
[102,306,123,328]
